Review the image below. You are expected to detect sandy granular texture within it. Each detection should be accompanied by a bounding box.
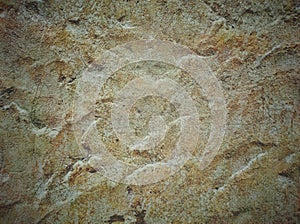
[0,0,299,223]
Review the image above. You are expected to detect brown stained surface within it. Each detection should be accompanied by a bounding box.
[0,0,299,223]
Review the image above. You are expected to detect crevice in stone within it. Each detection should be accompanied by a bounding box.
[106,214,125,224]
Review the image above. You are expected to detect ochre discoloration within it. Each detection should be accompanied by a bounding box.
[0,0,299,223]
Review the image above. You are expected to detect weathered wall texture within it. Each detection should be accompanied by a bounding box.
[0,0,299,223]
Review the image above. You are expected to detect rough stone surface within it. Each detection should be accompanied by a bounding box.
[0,0,299,223]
